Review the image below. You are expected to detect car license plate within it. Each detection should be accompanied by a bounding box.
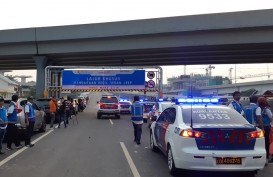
[216,157,242,165]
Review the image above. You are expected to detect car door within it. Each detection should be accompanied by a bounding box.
[154,109,169,150]
[154,112,166,148]
[164,108,176,152]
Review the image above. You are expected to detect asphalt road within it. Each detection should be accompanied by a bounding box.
[0,92,273,177]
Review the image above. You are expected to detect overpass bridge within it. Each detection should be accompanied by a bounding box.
[1,9,273,97]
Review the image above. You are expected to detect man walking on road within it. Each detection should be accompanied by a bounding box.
[24,96,35,147]
[131,96,144,145]
[6,94,23,150]
[0,96,7,154]
[49,96,57,128]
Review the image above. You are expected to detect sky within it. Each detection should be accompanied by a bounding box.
[1,0,273,84]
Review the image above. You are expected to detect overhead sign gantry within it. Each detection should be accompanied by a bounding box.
[44,66,163,98]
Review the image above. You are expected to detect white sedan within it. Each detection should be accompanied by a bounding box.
[150,98,266,176]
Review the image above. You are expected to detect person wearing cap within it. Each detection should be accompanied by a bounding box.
[6,94,23,150]
[0,96,7,154]
[24,96,35,147]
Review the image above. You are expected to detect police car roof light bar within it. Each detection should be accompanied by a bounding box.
[176,98,219,104]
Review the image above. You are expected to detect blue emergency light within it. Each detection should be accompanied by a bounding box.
[176,97,219,104]
[140,99,144,102]
[120,99,128,102]
[158,98,164,102]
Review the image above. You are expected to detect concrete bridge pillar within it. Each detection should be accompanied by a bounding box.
[33,56,48,98]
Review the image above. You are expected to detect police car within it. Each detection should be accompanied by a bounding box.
[150,98,266,176]
[140,99,155,123]
[148,98,174,127]
[119,99,132,114]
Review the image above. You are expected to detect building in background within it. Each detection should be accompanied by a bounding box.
[0,73,19,98]
[164,74,230,96]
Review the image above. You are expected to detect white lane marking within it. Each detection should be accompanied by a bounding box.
[55,121,64,128]
[0,129,54,167]
[109,119,114,125]
[120,142,141,177]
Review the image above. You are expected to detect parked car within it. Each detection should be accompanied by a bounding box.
[4,98,47,133]
[148,100,174,127]
[150,98,266,176]
[140,101,155,123]
[35,98,51,124]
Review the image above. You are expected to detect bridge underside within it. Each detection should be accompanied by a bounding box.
[1,43,273,70]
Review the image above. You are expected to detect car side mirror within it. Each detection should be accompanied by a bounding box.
[151,116,157,122]
[97,101,99,104]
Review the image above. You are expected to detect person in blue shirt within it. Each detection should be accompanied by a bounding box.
[0,96,7,155]
[256,97,273,163]
[24,96,35,147]
[6,94,22,150]
[131,96,144,145]
[228,91,245,116]
[244,95,258,124]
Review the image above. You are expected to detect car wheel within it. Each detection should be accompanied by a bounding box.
[115,114,120,119]
[97,113,101,119]
[168,146,178,176]
[39,118,47,132]
[143,119,147,123]
[150,131,158,152]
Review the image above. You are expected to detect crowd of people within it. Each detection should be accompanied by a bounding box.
[229,91,273,164]
[0,94,88,155]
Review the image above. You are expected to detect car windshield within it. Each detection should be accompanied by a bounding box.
[100,97,118,103]
[181,106,248,124]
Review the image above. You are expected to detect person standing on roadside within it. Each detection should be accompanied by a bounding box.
[131,96,144,145]
[49,96,57,128]
[65,97,72,124]
[24,96,35,147]
[0,96,7,155]
[228,91,244,116]
[256,97,273,163]
[6,94,22,150]
[244,95,258,124]
[57,98,66,128]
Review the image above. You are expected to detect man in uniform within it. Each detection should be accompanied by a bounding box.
[228,91,244,116]
[24,96,35,147]
[131,96,144,145]
[0,96,7,154]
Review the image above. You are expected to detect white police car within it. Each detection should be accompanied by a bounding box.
[148,98,174,127]
[119,99,132,114]
[150,98,266,176]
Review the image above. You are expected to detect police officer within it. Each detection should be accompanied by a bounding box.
[131,96,144,145]
[0,96,7,154]
[228,91,244,116]
[24,96,35,147]
[256,97,273,162]
[6,94,22,150]
[244,95,258,124]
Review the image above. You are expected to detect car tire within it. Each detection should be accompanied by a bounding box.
[143,119,147,123]
[97,113,101,119]
[150,131,159,152]
[167,146,178,176]
[39,118,47,132]
[115,114,120,119]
